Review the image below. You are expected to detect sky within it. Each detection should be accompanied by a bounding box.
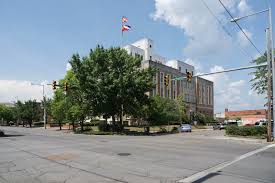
[0,0,273,113]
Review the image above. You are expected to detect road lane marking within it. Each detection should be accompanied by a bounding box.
[177,143,275,183]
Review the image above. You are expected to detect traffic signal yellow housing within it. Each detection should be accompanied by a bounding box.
[164,75,169,86]
[52,81,57,90]
[186,72,192,82]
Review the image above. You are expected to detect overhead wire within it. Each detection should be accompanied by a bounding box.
[218,0,264,57]
[201,0,254,60]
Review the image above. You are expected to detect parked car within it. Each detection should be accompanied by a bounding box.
[179,124,192,132]
[213,123,225,130]
[255,121,267,126]
[0,129,4,136]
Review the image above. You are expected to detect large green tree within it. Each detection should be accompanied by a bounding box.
[250,53,268,94]
[70,46,155,126]
[21,100,41,127]
[51,89,67,130]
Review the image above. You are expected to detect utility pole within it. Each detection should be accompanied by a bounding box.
[266,28,272,142]
[31,83,47,129]
[269,6,275,139]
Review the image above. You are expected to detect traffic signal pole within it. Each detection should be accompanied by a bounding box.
[172,64,267,81]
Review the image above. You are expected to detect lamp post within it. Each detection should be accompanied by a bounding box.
[31,83,47,129]
[230,7,274,141]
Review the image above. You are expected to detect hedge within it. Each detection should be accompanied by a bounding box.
[225,125,267,136]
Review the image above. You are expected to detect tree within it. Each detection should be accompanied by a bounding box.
[70,46,155,129]
[0,104,15,125]
[250,53,267,94]
[51,90,67,130]
[63,70,88,132]
[147,95,181,126]
[21,100,40,127]
[193,112,206,125]
[176,94,189,123]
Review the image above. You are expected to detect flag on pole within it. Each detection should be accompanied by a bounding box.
[122,25,131,31]
[122,16,128,23]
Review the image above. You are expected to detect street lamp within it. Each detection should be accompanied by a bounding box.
[230,7,274,141]
[31,83,47,129]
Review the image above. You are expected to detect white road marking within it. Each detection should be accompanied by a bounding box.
[177,143,275,183]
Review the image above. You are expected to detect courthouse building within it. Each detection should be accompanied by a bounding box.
[124,38,214,117]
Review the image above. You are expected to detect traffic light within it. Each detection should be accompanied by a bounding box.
[52,80,57,90]
[186,71,192,82]
[164,75,169,86]
[64,82,68,91]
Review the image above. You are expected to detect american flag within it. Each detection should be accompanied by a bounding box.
[122,25,131,31]
[122,16,128,23]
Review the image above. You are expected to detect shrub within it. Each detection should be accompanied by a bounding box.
[226,125,267,136]
[159,127,167,133]
[171,126,179,133]
[33,121,44,127]
[111,122,124,132]
[98,121,110,132]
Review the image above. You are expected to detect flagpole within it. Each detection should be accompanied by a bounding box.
[121,16,124,47]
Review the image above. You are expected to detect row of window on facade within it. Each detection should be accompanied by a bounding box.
[151,72,213,105]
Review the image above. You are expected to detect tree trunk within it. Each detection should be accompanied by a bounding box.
[119,104,123,125]
[29,120,32,128]
[80,120,84,132]
[59,121,62,130]
[72,121,75,132]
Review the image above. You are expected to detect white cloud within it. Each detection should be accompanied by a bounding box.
[66,63,72,71]
[152,0,243,58]
[0,80,53,103]
[202,65,265,112]
[237,29,252,47]
[185,58,202,72]
[238,0,252,16]
[229,79,245,87]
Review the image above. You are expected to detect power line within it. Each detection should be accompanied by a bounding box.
[200,0,254,60]
[218,0,264,57]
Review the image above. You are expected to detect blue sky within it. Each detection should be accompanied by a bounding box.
[0,0,273,112]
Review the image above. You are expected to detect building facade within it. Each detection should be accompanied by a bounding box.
[224,108,267,125]
[124,38,214,117]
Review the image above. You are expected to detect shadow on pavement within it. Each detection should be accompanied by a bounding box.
[192,172,221,183]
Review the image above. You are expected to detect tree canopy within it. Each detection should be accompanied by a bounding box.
[250,53,268,94]
[69,46,155,124]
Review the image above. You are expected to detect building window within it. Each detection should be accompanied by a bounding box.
[173,91,176,99]
[186,69,187,73]
[179,66,181,71]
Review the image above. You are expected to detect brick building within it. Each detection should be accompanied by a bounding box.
[124,38,214,117]
[224,108,267,125]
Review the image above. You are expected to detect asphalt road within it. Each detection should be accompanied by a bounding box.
[0,127,274,183]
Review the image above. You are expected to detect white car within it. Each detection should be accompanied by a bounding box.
[179,124,192,132]
[255,121,267,126]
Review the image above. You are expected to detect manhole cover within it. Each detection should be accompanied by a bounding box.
[117,153,131,156]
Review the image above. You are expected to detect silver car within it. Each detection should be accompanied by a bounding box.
[179,124,192,132]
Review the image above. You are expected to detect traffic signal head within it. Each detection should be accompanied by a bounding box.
[186,71,192,82]
[52,80,57,90]
[64,82,68,91]
[164,75,169,86]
